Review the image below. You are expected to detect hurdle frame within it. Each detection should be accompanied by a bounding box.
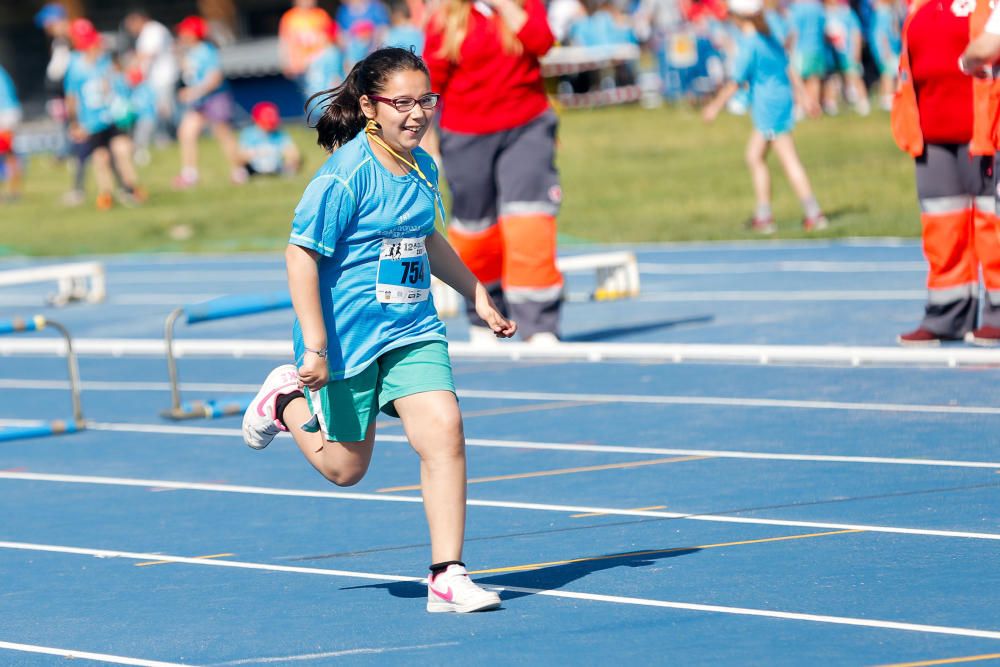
[0,315,85,442]
[162,292,293,420]
[0,262,106,306]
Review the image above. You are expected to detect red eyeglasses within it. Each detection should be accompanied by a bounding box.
[369,93,441,113]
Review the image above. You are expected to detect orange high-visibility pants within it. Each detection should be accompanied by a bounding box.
[441,110,563,339]
[913,144,990,337]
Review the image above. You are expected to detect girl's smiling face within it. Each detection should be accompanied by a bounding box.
[361,68,436,154]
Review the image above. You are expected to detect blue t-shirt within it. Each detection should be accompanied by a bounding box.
[240,125,294,174]
[825,4,861,57]
[0,65,20,114]
[180,42,227,96]
[732,28,794,135]
[288,131,447,379]
[304,45,346,98]
[789,0,827,58]
[337,1,390,31]
[64,53,115,133]
[568,11,637,47]
[870,4,901,61]
[130,81,158,121]
[383,24,424,53]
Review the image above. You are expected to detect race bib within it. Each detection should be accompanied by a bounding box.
[376,237,431,303]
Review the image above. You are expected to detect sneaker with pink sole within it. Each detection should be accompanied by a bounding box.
[427,564,501,613]
[242,364,300,450]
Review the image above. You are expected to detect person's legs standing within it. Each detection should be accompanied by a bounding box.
[900,143,978,344]
[745,130,773,231]
[439,127,506,337]
[176,110,204,187]
[495,110,563,341]
[968,152,1000,344]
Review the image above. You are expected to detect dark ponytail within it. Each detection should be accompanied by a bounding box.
[306,47,430,152]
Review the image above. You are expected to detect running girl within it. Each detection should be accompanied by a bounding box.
[702,0,827,233]
[242,47,515,613]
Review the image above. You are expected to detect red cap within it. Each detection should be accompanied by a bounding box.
[176,15,209,41]
[251,102,281,132]
[69,18,101,51]
[125,66,144,87]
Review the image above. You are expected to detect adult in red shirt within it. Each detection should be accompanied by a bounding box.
[424,0,563,344]
[892,0,1000,345]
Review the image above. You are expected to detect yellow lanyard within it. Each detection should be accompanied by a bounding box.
[365,120,446,229]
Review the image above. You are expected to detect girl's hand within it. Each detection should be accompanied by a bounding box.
[297,351,329,391]
[177,87,196,104]
[702,103,720,123]
[474,283,517,339]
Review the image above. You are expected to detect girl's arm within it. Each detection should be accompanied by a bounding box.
[285,243,330,389]
[425,230,517,337]
[179,69,223,104]
[702,81,739,122]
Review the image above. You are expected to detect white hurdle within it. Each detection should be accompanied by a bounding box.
[0,262,106,306]
[431,251,640,317]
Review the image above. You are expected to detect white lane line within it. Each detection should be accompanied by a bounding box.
[1,540,998,641]
[1,471,998,541]
[0,640,188,666]
[5,380,999,417]
[638,261,926,275]
[636,290,925,302]
[5,419,999,470]
[209,643,459,665]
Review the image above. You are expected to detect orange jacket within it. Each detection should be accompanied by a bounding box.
[891,0,1000,156]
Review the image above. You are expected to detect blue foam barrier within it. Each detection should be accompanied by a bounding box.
[0,316,45,336]
[183,291,292,325]
[0,419,82,443]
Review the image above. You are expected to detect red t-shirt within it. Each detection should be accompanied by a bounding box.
[423,0,554,134]
[906,1,973,144]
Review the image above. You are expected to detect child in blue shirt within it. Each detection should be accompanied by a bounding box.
[238,101,302,176]
[788,0,826,116]
[174,15,244,188]
[303,23,345,119]
[869,0,900,110]
[64,19,144,210]
[0,64,22,201]
[703,0,826,233]
[383,4,424,53]
[242,48,515,614]
[823,0,868,115]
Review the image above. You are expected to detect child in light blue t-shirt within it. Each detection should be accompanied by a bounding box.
[703,0,826,234]
[788,0,826,115]
[823,0,868,115]
[238,101,301,176]
[382,4,424,53]
[241,47,515,615]
[869,0,901,110]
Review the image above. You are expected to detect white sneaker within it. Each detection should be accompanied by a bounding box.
[426,564,501,613]
[242,364,299,450]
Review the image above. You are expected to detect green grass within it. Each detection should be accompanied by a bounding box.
[0,105,918,257]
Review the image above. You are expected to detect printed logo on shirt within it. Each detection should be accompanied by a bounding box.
[548,185,563,204]
[951,0,975,17]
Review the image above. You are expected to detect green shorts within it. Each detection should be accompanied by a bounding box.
[306,340,454,442]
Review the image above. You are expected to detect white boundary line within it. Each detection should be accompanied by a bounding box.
[0,640,187,667]
[4,379,1000,417]
[1,471,998,541]
[1,540,998,641]
[636,290,926,302]
[638,261,926,275]
[4,419,998,470]
[2,337,999,367]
